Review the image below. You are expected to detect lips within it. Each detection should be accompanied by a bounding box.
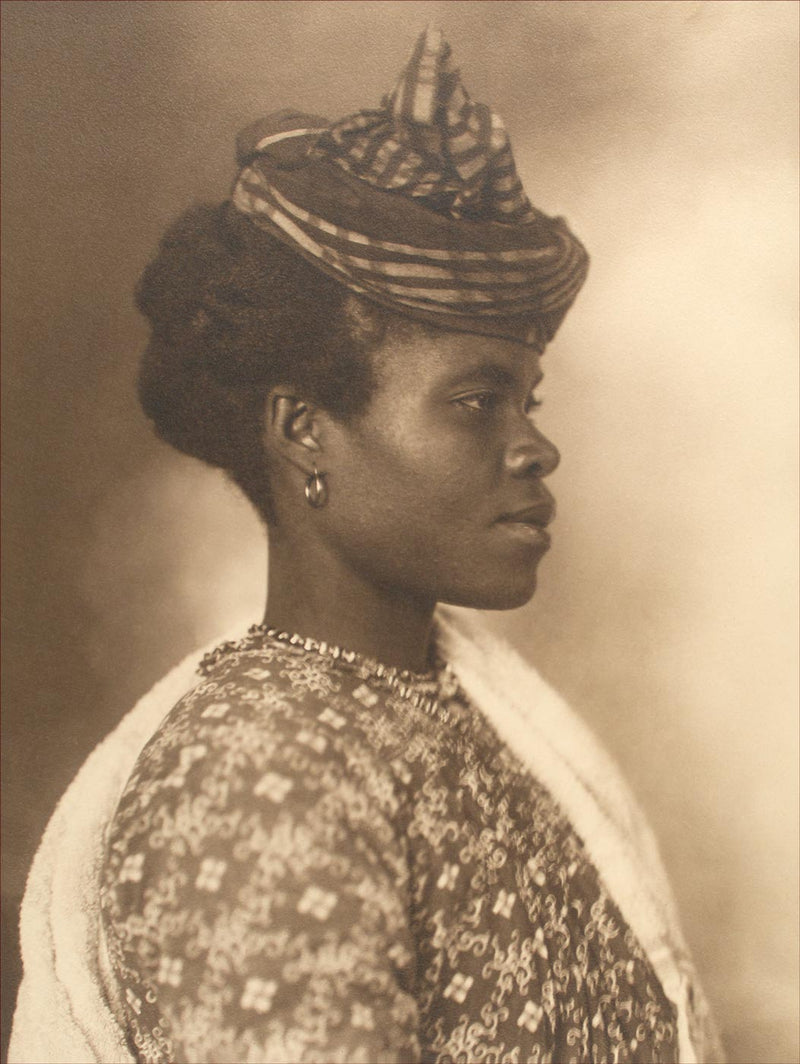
[496,501,556,528]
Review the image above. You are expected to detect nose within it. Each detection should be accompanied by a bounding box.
[505,421,560,478]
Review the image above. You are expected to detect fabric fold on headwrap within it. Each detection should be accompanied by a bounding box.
[232,26,589,347]
[320,25,534,223]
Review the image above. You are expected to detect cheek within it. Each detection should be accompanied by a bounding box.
[323,429,543,609]
[326,438,476,563]
[371,415,504,503]
[364,448,508,579]
[322,406,516,584]
[368,440,498,534]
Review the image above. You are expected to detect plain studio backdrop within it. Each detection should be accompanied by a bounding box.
[2,2,797,1061]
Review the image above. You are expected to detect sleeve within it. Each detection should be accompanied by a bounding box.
[101,683,421,1064]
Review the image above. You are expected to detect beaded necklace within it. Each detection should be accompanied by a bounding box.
[199,623,460,722]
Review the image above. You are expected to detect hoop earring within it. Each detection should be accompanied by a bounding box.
[304,464,328,509]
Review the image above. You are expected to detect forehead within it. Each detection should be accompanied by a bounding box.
[373,328,544,390]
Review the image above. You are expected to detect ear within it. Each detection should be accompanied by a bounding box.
[263,389,321,473]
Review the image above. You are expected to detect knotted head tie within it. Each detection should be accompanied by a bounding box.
[232,26,589,347]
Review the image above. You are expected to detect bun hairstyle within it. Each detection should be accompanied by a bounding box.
[136,202,419,523]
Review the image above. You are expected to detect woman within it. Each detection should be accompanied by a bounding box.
[11,27,721,1064]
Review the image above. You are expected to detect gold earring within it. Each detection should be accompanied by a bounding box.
[304,464,328,508]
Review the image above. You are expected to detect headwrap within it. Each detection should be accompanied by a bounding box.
[232,26,588,348]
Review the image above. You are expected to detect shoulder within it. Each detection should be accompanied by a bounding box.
[101,646,415,937]
[101,645,422,1063]
[129,644,410,783]
[105,645,416,870]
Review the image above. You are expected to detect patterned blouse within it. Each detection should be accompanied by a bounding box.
[101,633,679,1063]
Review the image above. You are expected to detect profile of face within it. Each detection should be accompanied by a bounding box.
[312,329,560,612]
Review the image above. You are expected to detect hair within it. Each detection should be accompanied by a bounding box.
[136,202,424,523]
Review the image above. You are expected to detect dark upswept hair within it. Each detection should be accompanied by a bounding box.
[136,201,421,523]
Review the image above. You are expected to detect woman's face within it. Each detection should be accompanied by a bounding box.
[318,328,560,611]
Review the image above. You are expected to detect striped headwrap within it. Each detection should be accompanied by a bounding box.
[232,26,588,347]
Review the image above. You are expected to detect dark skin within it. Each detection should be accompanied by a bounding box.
[262,328,560,673]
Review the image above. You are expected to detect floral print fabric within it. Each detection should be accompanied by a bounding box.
[101,636,678,1063]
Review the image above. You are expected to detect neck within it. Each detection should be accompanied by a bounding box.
[264,530,436,672]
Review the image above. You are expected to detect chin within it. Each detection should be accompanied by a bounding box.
[441,574,539,612]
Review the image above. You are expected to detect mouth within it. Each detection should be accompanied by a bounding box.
[496,502,555,527]
[494,503,555,547]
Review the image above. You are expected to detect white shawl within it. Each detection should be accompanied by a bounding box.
[8,608,720,1063]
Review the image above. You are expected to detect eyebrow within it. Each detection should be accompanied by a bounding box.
[444,361,543,389]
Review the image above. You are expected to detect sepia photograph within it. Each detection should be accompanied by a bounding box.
[3,2,798,1062]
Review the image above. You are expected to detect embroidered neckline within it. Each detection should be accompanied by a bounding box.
[199,624,460,721]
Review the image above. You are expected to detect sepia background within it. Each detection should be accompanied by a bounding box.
[2,2,798,1060]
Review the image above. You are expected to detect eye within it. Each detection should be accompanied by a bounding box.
[454,390,499,413]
